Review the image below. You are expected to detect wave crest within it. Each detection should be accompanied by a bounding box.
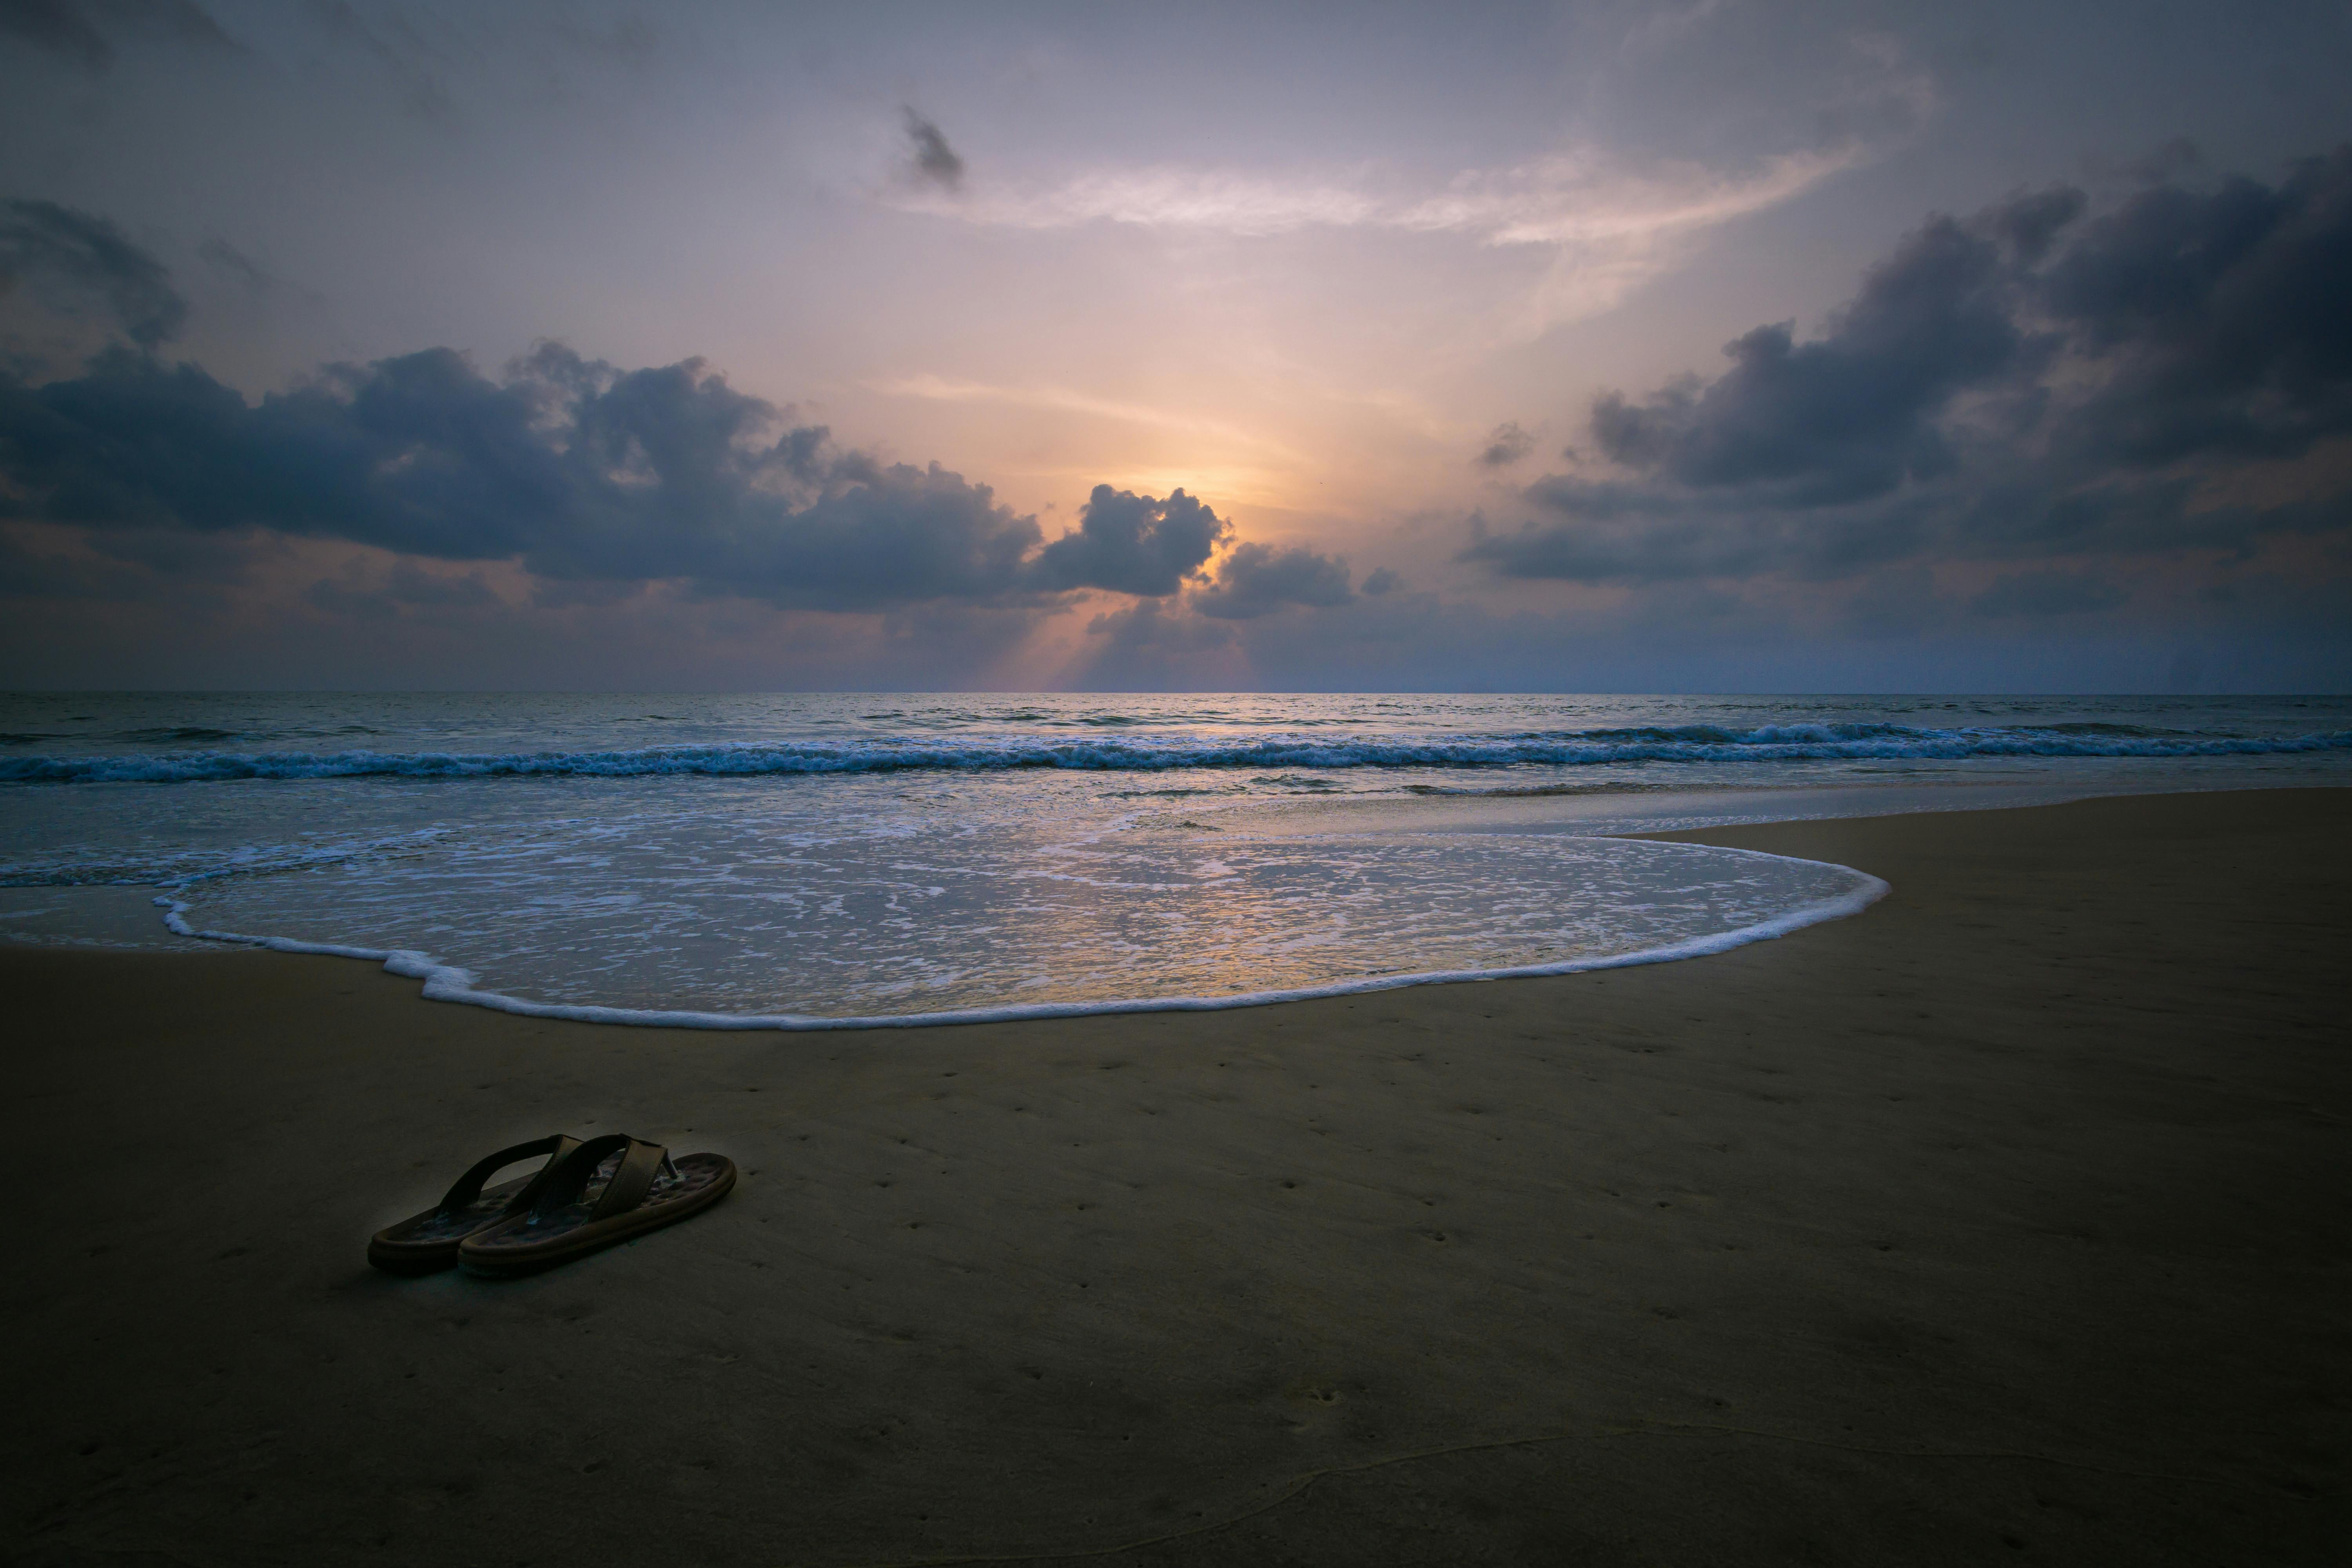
[5,722,2349,785]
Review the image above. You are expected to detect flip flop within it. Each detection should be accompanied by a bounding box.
[457,1133,736,1278]
[368,1134,583,1274]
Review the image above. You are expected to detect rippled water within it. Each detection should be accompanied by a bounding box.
[2,692,2343,1021]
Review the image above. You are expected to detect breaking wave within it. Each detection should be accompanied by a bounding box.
[5,722,2349,785]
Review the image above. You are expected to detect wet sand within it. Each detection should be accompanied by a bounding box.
[4,788,2347,1566]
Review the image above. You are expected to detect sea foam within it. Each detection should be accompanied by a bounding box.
[10,723,2350,784]
[156,848,1889,1029]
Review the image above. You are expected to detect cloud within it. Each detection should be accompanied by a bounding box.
[911,143,1873,334]
[1584,201,2048,504]
[1,0,232,69]
[1462,485,1803,585]
[950,167,1377,236]
[0,215,1366,623]
[1462,151,2352,588]
[1477,422,1532,468]
[1029,484,1228,597]
[0,197,190,350]
[2038,151,2352,467]
[0,211,1329,622]
[0,0,111,68]
[886,39,1929,334]
[1191,541,1354,619]
[902,108,965,193]
[0,341,1058,610]
[904,136,1876,252]
[1393,145,1864,251]
[1360,566,1401,595]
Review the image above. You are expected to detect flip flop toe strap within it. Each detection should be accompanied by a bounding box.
[437,1133,581,1216]
[525,1133,671,1225]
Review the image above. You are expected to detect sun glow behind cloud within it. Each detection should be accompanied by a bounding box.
[860,122,1911,530]
[869,373,1303,455]
[867,374,1312,516]
[4,2,2348,691]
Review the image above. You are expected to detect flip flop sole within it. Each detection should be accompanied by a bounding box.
[367,1173,539,1274]
[458,1156,737,1278]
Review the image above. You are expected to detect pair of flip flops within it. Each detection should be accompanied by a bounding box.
[368,1132,736,1278]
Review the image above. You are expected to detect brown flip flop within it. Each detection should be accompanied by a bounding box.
[458,1133,736,1278]
[368,1134,583,1274]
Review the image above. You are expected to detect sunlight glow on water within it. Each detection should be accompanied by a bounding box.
[3,692,2343,1018]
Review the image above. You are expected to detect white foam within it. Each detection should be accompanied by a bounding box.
[155,848,1889,1031]
[12,722,2349,783]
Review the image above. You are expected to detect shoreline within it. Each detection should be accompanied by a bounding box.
[141,844,1887,1032]
[4,787,2347,1564]
[11,775,2337,1029]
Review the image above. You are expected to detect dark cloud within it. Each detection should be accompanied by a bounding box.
[1987,185,2089,266]
[0,198,189,350]
[903,108,966,192]
[1464,485,1800,585]
[1465,150,2352,588]
[1030,484,1228,596]
[1191,541,1353,619]
[0,342,1058,610]
[1360,566,1401,595]
[1476,421,1532,467]
[0,0,110,67]
[0,205,1294,619]
[0,210,1299,619]
[0,0,234,69]
[2039,149,2352,466]
[1585,203,2042,506]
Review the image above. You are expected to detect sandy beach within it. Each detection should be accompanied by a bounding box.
[4,787,2346,1566]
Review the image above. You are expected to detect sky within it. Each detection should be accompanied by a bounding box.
[1,0,2348,693]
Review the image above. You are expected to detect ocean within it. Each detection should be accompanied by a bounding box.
[2,691,2346,1027]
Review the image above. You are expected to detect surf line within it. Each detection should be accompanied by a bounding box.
[155,847,1889,1032]
[18,724,2352,783]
